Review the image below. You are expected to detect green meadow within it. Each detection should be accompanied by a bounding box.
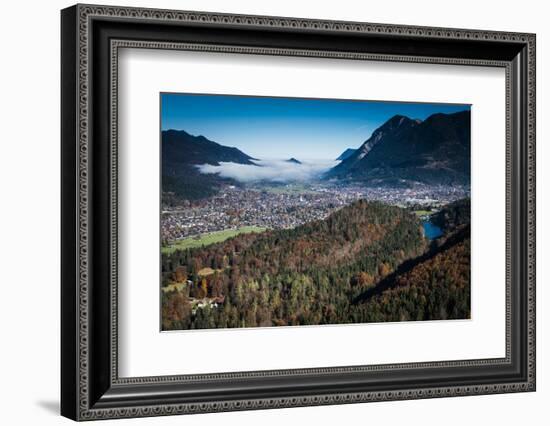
[162,226,267,255]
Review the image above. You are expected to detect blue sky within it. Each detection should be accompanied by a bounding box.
[161,93,470,160]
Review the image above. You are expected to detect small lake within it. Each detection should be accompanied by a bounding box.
[423,221,443,240]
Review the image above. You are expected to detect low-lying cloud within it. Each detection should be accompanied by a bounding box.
[197,159,337,183]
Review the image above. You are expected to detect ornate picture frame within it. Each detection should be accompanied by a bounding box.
[61,4,535,421]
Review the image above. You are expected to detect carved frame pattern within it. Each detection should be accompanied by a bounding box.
[61,3,536,421]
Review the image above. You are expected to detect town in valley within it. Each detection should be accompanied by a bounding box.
[161,183,469,244]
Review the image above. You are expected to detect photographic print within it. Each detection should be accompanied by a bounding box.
[160,93,471,331]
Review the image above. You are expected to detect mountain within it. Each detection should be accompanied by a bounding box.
[327,111,470,186]
[162,130,256,202]
[163,129,256,170]
[336,148,357,161]
[286,157,302,164]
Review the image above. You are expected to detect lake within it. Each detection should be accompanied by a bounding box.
[423,221,443,239]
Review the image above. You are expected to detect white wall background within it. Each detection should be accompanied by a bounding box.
[0,0,546,424]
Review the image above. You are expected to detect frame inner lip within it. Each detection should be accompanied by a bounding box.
[109,39,512,385]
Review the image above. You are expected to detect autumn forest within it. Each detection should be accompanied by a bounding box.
[161,199,471,330]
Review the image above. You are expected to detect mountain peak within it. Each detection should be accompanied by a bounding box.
[382,114,415,129]
[164,128,191,137]
[286,157,302,164]
[424,109,470,124]
[348,115,418,163]
[162,130,256,167]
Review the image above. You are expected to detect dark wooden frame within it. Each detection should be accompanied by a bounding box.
[61,4,536,421]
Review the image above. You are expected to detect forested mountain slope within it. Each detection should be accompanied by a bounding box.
[162,200,427,329]
[162,198,470,330]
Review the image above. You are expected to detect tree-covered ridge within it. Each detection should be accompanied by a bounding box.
[431,197,471,232]
[349,198,471,323]
[354,225,470,322]
[161,200,428,330]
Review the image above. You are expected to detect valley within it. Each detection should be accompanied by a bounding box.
[159,106,472,330]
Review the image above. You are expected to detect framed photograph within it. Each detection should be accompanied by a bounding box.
[61,4,536,421]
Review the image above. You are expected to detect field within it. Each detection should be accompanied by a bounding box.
[413,210,433,217]
[161,226,267,255]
